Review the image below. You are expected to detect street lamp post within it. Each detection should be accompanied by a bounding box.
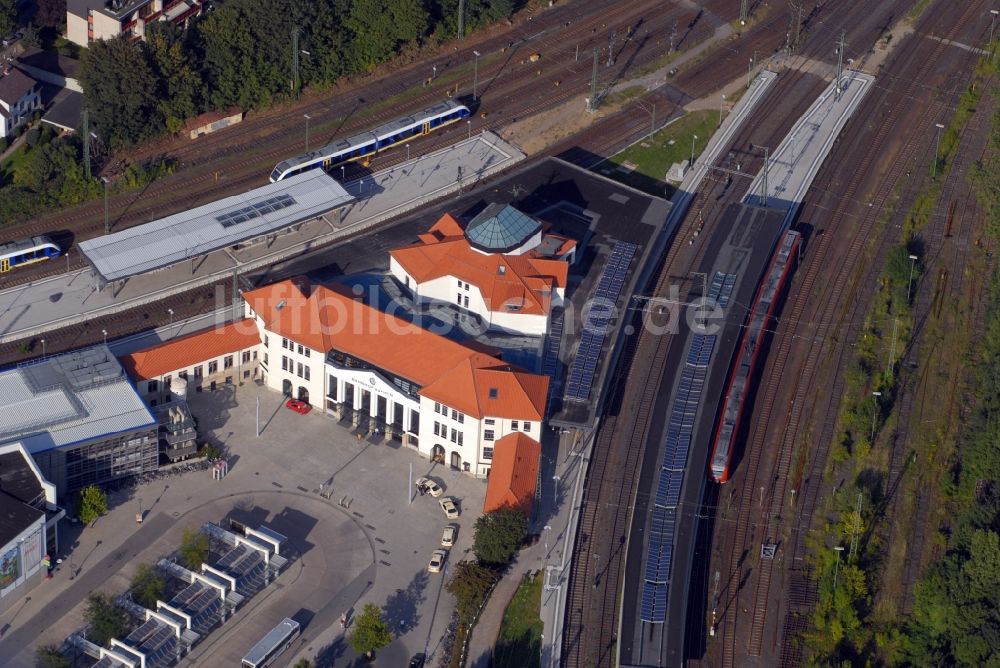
[553,474,561,505]
[719,93,726,127]
[747,56,754,88]
[101,176,110,235]
[832,545,845,593]
[167,308,174,335]
[544,524,552,557]
[341,164,346,181]
[303,114,311,152]
[40,338,45,358]
[870,391,882,443]
[432,64,437,80]
[933,122,945,178]
[101,329,107,346]
[906,254,919,303]
[473,50,481,100]
[406,143,410,161]
[467,120,472,140]
[690,134,698,167]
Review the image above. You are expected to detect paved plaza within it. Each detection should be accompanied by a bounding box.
[0,382,487,667]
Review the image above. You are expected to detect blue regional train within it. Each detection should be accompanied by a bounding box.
[269,100,471,182]
[0,235,61,273]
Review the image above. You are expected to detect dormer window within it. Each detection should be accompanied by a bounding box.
[489,388,498,399]
[498,265,506,275]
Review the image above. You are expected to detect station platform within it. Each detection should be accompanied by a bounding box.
[744,70,874,223]
[0,132,524,344]
[619,203,787,668]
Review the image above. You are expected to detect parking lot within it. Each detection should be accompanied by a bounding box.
[0,382,487,667]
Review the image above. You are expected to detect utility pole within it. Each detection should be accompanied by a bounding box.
[588,48,599,112]
[82,108,91,180]
[835,31,846,101]
[740,0,748,25]
[458,0,465,39]
[669,20,677,52]
[760,146,770,207]
[607,31,615,66]
[292,27,300,97]
[833,546,845,592]
[790,2,803,52]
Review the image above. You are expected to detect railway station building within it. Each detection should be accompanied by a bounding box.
[243,277,548,479]
[0,442,63,615]
[0,346,158,500]
[389,206,576,335]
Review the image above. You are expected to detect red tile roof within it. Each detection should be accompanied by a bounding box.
[244,278,549,419]
[484,433,541,515]
[119,319,260,380]
[390,214,570,317]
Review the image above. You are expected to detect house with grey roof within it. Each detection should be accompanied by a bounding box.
[0,67,41,139]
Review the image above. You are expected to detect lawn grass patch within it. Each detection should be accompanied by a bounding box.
[493,572,543,668]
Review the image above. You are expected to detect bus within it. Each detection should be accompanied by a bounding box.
[241,617,300,668]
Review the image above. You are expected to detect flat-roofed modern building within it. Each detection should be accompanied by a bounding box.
[66,0,204,47]
[390,207,576,335]
[0,346,157,499]
[0,442,64,614]
[244,277,548,478]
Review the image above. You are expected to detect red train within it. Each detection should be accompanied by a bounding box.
[709,229,801,483]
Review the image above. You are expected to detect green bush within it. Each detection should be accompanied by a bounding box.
[78,485,108,525]
[473,507,528,566]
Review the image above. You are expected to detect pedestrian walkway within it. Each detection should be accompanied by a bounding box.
[0,131,525,344]
[466,543,542,668]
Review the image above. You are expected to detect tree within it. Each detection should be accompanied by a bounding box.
[84,592,130,646]
[21,21,39,49]
[345,0,429,70]
[473,507,528,565]
[348,602,392,658]
[77,485,108,525]
[446,561,498,621]
[0,0,16,40]
[35,0,66,28]
[80,37,162,149]
[292,660,313,668]
[179,527,210,569]
[130,563,166,608]
[35,645,70,668]
[145,23,203,133]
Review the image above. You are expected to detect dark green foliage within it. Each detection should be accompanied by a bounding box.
[35,0,65,28]
[129,563,166,608]
[35,645,70,668]
[80,37,162,149]
[0,0,16,39]
[84,592,130,646]
[446,561,499,621]
[178,527,210,569]
[75,0,519,150]
[473,506,528,565]
[348,602,392,657]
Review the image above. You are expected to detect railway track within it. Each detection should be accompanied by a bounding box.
[696,1,992,665]
[561,61,826,667]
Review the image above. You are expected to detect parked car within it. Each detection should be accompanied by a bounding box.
[408,655,426,668]
[428,549,448,573]
[439,497,459,519]
[415,477,443,497]
[285,398,311,414]
[441,524,457,547]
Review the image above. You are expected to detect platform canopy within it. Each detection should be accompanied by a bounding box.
[79,170,353,282]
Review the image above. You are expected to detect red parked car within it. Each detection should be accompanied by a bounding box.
[285,398,311,414]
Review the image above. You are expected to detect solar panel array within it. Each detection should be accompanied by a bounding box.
[216,194,297,228]
[564,242,638,402]
[125,619,177,668]
[640,274,736,623]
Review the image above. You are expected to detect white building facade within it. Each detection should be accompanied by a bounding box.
[390,207,575,336]
[0,69,41,139]
[243,278,548,478]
